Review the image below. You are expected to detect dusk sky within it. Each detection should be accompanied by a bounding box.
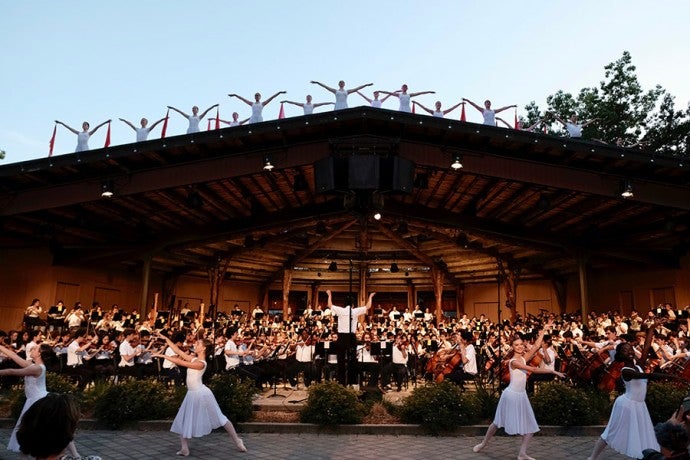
[1,1,688,163]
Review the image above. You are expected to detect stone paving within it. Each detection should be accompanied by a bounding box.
[0,429,630,459]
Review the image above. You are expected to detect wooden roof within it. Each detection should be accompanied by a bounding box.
[2,108,689,289]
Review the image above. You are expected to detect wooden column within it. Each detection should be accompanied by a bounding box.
[578,253,589,318]
[359,263,367,306]
[282,268,293,318]
[311,282,321,308]
[140,255,151,317]
[432,268,444,322]
[456,284,465,317]
[406,280,415,309]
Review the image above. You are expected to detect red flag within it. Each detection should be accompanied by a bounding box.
[207,119,211,131]
[460,103,466,122]
[514,108,519,129]
[215,107,220,130]
[161,109,169,138]
[278,103,285,119]
[104,122,111,148]
[49,124,57,157]
[412,102,416,114]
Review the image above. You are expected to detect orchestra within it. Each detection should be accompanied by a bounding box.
[2,298,690,397]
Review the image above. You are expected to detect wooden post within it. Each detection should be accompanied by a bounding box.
[432,268,444,323]
[578,253,589,318]
[456,284,465,317]
[282,268,293,319]
[407,280,415,310]
[140,255,151,318]
[311,281,321,309]
[359,262,367,306]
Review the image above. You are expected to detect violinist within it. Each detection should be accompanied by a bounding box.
[89,333,117,379]
[118,328,140,378]
[356,332,380,387]
[161,331,186,386]
[223,328,243,372]
[65,328,95,388]
[380,333,408,392]
[134,330,158,378]
[287,329,316,388]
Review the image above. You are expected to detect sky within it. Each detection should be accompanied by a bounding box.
[1,1,689,164]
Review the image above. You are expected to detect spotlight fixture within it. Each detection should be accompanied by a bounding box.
[621,180,634,198]
[328,261,338,272]
[244,234,255,248]
[450,154,463,170]
[390,262,399,273]
[262,155,274,171]
[373,212,382,221]
[101,180,114,198]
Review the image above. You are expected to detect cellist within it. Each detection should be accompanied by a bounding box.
[445,330,478,388]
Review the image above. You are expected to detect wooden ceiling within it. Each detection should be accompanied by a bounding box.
[2,108,689,289]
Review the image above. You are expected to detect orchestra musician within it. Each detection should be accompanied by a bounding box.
[356,331,381,387]
[445,330,478,388]
[288,329,316,388]
[380,333,409,392]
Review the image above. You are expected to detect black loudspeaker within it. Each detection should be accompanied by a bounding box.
[315,157,348,192]
[380,157,414,193]
[348,155,380,189]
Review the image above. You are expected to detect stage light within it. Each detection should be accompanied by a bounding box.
[292,173,308,191]
[263,155,274,171]
[621,180,634,198]
[328,261,338,272]
[390,263,399,273]
[101,180,114,198]
[373,212,382,220]
[451,154,463,170]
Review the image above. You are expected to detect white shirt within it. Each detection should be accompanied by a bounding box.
[135,127,150,142]
[540,347,557,371]
[565,122,582,138]
[331,304,367,333]
[224,340,240,369]
[392,345,408,364]
[356,345,378,363]
[482,109,496,126]
[66,340,83,366]
[119,340,135,367]
[463,344,478,375]
[162,346,177,369]
[295,343,314,363]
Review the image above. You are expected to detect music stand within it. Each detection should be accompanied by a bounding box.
[155,311,169,329]
[266,345,287,399]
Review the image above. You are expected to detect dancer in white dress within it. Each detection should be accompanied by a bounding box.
[167,104,218,134]
[463,98,516,126]
[153,334,246,456]
[55,119,110,152]
[0,343,83,458]
[281,95,334,115]
[310,80,373,110]
[218,112,250,127]
[379,84,435,112]
[118,116,167,142]
[552,112,597,138]
[588,341,679,460]
[413,100,464,118]
[473,327,564,460]
[355,90,393,108]
[229,91,286,124]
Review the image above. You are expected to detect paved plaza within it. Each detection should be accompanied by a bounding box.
[0,429,630,459]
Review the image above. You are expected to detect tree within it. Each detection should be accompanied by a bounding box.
[644,93,690,157]
[0,149,5,160]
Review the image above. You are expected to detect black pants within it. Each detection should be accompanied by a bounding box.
[336,333,358,385]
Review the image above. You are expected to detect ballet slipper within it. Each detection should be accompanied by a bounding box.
[235,438,247,452]
[473,442,486,453]
[175,449,189,457]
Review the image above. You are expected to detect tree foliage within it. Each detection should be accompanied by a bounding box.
[522,51,687,158]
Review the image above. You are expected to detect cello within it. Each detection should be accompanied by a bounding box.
[434,347,463,383]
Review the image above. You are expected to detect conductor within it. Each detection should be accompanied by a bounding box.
[326,290,376,385]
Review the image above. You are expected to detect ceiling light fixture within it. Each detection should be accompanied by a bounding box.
[101,180,114,198]
[390,262,399,273]
[621,180,634,198]
[263,155,274,171]
[328,261,338,272]
[451,154,463,170]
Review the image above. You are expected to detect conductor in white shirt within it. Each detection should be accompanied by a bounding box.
[326,289,376,385]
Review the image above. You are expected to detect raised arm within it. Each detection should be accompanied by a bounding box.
[310,81,337,94]
[167,106,190,118]
[581,118,597,128]
[155,333,194,362]
[326,289,333,309]
[0,343,32,368]
[365,292,376,310]
[55,120,80,135]
[347,83,373,94]
[443,101,464,115]
[198,104,219,120]
[88,119,111,135]
[281,100,304,108]
[228,94,253,105]
[147,117,167,132]
[495,116,512,129]
[549,112,567,127]
[378,90,400,98]
[493,104,517,114]
[409,90,435,97]
[153,351,204,370]
[525,119,543,132]
[413,101,434,115]
[462,98,484,113]
[118,118,137,131]
[355,91,372,103]
[380,93,394,103]
[312,102,335,108]
[262,91,287,107]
